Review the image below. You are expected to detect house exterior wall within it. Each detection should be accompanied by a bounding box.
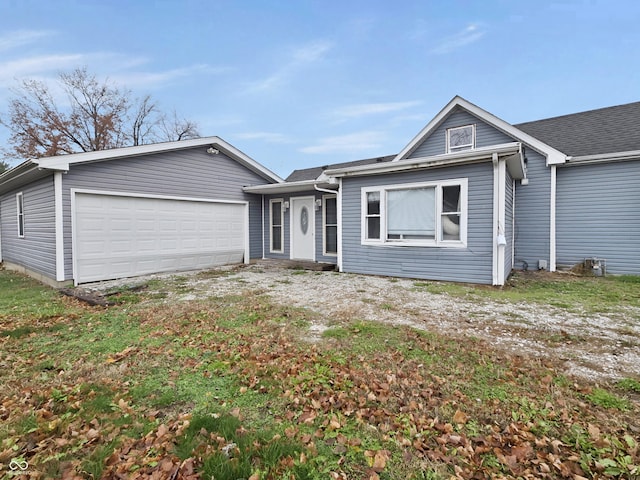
[61,147,268,280]
[556,160,640,274]
[513,150,551,270]
[341,162,495,284]
[0,175,57,279]
[409,108,515,158]
[262,192,338,264]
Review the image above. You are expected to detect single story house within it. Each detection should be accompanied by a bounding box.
[1,96,638,286]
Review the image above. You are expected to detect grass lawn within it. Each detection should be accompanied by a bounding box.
[0,269,639,479]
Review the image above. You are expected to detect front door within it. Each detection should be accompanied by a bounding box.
[290,196,315,260]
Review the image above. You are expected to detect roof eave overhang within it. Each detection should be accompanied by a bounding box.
[326,142,527,180]
[243,179,338,194]
[0,160,51,195]
[564,149,640,166]
[32,136,283,183]
[394,96,568,167]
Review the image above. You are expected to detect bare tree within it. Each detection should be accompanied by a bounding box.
[130,95,160,146]
[0,67,199,163]
[160,109,200,142]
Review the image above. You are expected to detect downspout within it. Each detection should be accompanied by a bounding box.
[261,194,265,259]
[313,184,337,195]
[549,165,557,271]
[511,179,516,269]
[337,179,343,272]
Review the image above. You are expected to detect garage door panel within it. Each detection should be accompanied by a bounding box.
[74,193,246,283]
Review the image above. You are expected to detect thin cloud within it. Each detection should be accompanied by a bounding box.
[234,132,292,144]
[0,54,85,84]
[430,24,486,55]
[247,40,333,93]
[300,131,384,154]
[333,101,422,120]
[111,64,230,89]
[0,30,55,52]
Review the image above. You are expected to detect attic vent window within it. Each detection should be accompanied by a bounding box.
[446,124,475,153]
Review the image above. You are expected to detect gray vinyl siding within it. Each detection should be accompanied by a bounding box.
[514,151,551,270]
[341,163,494,284]
[556,160,640,274]
[409,108,514,158]
[262,192,338,264]
[504,170,514,279]
[61,147,268,279]
[0,175,56,278]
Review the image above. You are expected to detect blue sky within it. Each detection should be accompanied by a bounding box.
[1,0,639,177]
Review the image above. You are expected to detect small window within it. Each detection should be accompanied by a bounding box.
[446,124,475,153]
[270,199,283,253]
[16,192,24,238]
[365,191,380,240]
[441,185,461,241]
[323,196,337,255]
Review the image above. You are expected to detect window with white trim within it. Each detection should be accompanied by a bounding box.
[446,124,475,153]
[323,195,337,255]
[16,192,25,238]
[270,199,284,253]
[361,179,467,247]
[364,191,381,240]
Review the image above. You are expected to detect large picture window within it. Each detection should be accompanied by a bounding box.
[16,192,24,238]
[270,199,283,253]
[323,196,337,255]
[361,179,467,247]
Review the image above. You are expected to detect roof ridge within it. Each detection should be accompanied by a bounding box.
[516,100,640,127]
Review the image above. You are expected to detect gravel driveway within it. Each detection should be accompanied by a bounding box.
[89,261,640,383]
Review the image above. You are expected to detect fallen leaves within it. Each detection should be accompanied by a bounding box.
[1,284,639,480]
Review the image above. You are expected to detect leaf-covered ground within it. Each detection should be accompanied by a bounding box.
[0,269,639,479]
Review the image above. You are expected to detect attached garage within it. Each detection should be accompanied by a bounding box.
[72,191,249,284]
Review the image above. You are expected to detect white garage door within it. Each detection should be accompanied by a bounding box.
[73,192,247,284]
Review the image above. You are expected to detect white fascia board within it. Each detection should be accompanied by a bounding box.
[210,138,284,183]
[565,149,640,166]
[243,180,337,194]
[33,136,284,184]
[326,142,522,178]
[394,96,567,167]
[393,96,464,161]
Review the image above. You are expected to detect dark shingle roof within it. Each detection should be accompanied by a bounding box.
[285,155,396,182]
[515,101,640,157]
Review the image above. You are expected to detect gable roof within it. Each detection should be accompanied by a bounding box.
[34,136,283,182]
[394,96,568,166]
[0,136,283,194]
[515,101,640,157]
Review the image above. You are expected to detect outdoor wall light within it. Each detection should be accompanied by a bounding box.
[206,147,219,155]
[283,201,290,210]
[315,199,322,209]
